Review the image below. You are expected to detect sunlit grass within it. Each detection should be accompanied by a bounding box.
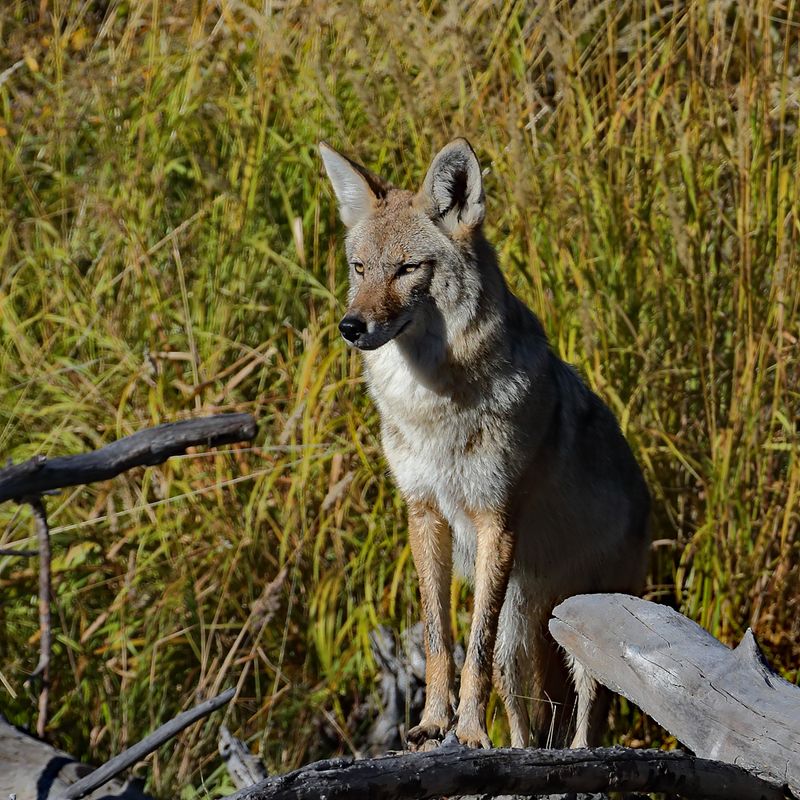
[0,0,798,795]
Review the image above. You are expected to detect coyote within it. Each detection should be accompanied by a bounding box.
[320,138,650,750]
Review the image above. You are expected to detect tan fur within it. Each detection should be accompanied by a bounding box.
[454,508,515,748]
[406,500,454,742]
[320,138,650,751]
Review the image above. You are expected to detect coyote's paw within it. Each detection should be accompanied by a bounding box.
[454,717,491,749]
[406,718,451,752]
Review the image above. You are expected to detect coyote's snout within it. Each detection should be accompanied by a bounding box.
[337,285,414,350]
[321,138,650,751]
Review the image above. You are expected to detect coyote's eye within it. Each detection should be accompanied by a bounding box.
[396,263,420,277]
[351,261,364,275]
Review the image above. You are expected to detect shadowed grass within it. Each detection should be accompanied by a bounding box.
[0,0,798,795]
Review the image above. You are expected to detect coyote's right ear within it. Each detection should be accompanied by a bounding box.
[417,138,485,235]
[319,142,391,228]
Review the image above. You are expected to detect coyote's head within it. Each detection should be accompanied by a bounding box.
[320,139,486,351]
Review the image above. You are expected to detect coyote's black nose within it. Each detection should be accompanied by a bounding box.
[339,316,367,342]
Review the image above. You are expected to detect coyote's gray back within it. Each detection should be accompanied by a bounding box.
[320,138,650,749]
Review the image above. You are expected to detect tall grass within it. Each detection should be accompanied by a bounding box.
[0,0,797,795]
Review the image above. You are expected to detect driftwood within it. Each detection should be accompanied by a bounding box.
[0,714,153,800]
[363,622,467,754]
[0,413,257,503]
[229,741,791,800]
[364,623,465,754]
[364,624,426,753]
[549,594,800,797]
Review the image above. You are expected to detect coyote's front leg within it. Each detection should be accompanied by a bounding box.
[405,500,454,751]
[455,508,515,748]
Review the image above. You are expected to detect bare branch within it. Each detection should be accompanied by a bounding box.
[63,687,236,800]
[28,496,52,739]
[0,414,257,504]
[0,547,38,556]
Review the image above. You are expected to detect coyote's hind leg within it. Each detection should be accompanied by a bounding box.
[568,655,598,748]
[493,586,531,748]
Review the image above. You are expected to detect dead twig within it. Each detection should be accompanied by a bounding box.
[26,496,51,739]
[63,688,236,800]
[0,413,257,504]
[0,547,38,557]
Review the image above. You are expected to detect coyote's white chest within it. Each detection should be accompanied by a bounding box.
[364,343,516,577]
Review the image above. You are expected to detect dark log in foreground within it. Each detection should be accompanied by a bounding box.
[64,688,236,799]
[230,743,791,800]
[0,714,153,800]
[0,413,257,503]
[549,594,800,797]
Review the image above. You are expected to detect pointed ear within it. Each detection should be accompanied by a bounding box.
[416,138,485,234]
[319,142,391,228]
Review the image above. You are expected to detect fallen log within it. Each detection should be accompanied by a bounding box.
[0,413,257,503]
[549,594,800,797]
[228,741,791,800]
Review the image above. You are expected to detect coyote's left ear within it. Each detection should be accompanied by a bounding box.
[319,142,391,228]
[417,138,485,235]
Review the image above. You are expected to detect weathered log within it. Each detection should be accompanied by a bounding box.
[365,624,424,753]
[228,742,791,800]
[0,413,257,503]
[549,593,800,797]
[0,714,153,800]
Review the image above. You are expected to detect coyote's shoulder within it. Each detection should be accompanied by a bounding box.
[320,137,649,750]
